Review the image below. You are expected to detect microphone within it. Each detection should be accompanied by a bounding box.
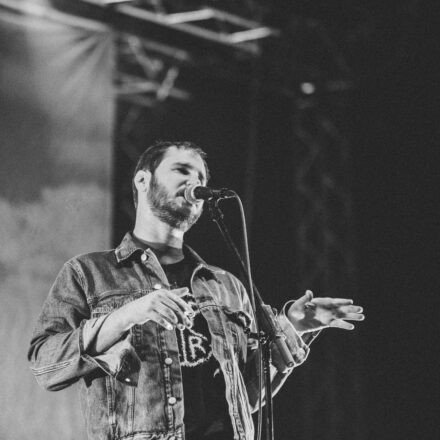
[184,184,235,204]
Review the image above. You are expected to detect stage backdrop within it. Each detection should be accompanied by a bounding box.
[0,6,113,439]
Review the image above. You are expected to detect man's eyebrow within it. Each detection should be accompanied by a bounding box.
[174,161,206,182]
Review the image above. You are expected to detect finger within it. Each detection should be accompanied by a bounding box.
[312,298,353,307]
[328,319,355,330]
[160,287,191,308]
[156,305,193,331]
[156,304,180,325]
[159,296,193,327]
[161,292,188,312]
[166,290,194,317]
[339,305,363,314]
[331,298,354,306]
[339,312,365,321]
[157,319,174,331]
[154,310,176,331]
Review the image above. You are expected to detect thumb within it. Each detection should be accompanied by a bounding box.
[295,290,314,308]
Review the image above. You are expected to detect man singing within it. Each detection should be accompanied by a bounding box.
[28,141,364,440]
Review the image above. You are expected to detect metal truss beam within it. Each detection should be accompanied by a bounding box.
[79,1,279,56]
[115,34,192,108]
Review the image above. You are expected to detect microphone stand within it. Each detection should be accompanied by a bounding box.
[207,199,295,440]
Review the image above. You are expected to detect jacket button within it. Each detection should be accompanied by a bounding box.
[153,283,162,290]
[168,396,177,405]
[164,357,173,365]
[141,253,147,262]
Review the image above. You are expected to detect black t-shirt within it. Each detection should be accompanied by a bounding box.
[162,257,233,440]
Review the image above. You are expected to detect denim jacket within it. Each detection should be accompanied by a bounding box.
[28,232,315,440]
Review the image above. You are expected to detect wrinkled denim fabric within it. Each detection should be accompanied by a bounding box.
[29,232,315,440]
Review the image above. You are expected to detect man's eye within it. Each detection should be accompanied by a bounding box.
[176,168,189,174]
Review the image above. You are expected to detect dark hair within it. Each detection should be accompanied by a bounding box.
[132,140,210,208]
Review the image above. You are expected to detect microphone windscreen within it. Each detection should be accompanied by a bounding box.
[184,184,201,204]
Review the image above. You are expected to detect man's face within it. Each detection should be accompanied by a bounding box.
[145,147,207,230]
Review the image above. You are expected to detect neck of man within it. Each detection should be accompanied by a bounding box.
[133,205,185,265]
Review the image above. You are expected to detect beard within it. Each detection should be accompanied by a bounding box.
[147,174,202,230]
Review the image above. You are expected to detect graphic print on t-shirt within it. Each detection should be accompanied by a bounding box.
[177,290,213,367]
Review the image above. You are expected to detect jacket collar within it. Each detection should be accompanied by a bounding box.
[114,232,224,276]
[115,232,144,262]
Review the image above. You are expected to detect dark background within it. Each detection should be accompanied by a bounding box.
[351,26,438,438]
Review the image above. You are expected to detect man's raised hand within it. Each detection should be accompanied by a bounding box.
[287,290,365,334]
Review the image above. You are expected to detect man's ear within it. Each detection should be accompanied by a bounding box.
[134,169,151,195]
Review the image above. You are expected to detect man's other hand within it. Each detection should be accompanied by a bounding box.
[287,290,365,334]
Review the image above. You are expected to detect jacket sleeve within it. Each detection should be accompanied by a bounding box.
[28,260,140,391]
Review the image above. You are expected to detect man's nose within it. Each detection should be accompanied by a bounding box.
[186,176,202,187]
